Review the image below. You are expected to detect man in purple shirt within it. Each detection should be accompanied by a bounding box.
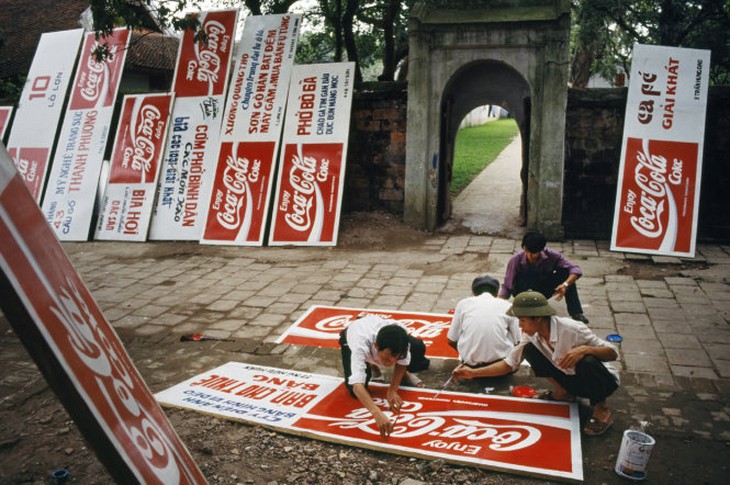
[499,231,589,324]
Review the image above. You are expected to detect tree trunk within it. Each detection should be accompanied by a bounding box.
[343,0,362,83]
[379,0,399,81]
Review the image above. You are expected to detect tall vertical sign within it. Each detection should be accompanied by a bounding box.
[0,146,207,483]
[6,29,83,201]
[611,44,711,258]
[268,62,355,246]
[149,10,238,241]
[94,93,174,241]
[40,28,130,241]
[201,14,301,246]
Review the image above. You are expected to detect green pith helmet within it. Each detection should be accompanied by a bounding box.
[507,291,557,317]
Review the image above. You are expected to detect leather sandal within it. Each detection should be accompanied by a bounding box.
[583,415,614,436]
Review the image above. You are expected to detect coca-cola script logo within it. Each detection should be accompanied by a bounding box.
[49,277,198,482]
[321,400,541,452]
[188,20,229,91]
[215,154,260,230]
[283,154,328,232]
[79,43,114,104]
[16,156,38,182]
[123,104,162,177]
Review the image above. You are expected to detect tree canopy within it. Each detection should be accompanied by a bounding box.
[83,0,730,87]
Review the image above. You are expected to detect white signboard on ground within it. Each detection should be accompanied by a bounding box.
[6,29,83,201]
[201,13,301,246]
[157,362,583,482]
[41,28,130,240]
[148,10,238,241]
[611,43,710,258]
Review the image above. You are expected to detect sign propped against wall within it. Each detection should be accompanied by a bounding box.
[611,43,711,258]
[149,10,238,241]
[268,62,355,246]
[94,93,174,241]
[156,362,584,482]
[40,28,130,241]
[0,145,206,483]
[6,29,83,201]
[275,305,459,359]
[201,14,301,246]
[0,106,11,141]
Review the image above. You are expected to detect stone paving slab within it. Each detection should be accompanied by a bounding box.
[1,234,730,482]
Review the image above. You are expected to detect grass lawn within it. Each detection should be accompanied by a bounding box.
[451,118,519,196]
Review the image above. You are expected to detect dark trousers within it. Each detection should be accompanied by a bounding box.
[514,267,584,316]
[339,329,430,398]
[524,343,618,405]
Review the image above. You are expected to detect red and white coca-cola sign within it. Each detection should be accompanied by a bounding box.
[201,14,301,246]
[276,305,459,360]
[6,147,47,197]
[173,10,236,98]
[6,29,83,202]
[269,63,354,246]
[0,106,11,140]
[202,140,275,242]
[0,147,206,483]
[95,94,173,242]
[613,138,699,254]
[156,362,583,481]
[70,30,130,110]
[270,143,342,243]
[611,44,710,258]
[109,94,173,184]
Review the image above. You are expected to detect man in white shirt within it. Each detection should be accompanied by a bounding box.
[447,275,520,368]
[452,291,619,436]
[338,314,430,438]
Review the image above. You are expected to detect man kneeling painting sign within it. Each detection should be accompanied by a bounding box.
[453,291,620,437]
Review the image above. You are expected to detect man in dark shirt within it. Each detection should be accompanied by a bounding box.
[499,231,589,324]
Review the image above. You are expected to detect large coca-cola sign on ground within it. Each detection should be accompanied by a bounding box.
[611,44,710,258]
[276,305,459,360]
[156,362,583,482]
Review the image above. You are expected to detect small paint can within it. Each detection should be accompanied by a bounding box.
[511,385,536,398]
[615,429,656,481]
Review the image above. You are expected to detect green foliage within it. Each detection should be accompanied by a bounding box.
[571,0,730,86]
[451,119,519,196]
[0,77,23,105]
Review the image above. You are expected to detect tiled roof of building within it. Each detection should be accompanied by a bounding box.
[0,0,90,79]
[0,0,179,79]
[128,30,179,74]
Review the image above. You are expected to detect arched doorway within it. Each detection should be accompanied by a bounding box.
[439,60,530,227]
[403,1,571,239]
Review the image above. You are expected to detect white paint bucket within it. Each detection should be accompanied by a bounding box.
[614,429,656,481]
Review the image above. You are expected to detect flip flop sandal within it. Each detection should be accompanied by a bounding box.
[583,416,614,436]
[403,373,425,388]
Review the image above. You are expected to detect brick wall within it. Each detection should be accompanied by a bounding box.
[345,83,730,243]
[564,86,730,242]
[345,82,408,213]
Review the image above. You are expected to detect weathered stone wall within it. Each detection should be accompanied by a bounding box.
[345,83,730,243]
[345,82,408,213]
[564,86,730,242]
